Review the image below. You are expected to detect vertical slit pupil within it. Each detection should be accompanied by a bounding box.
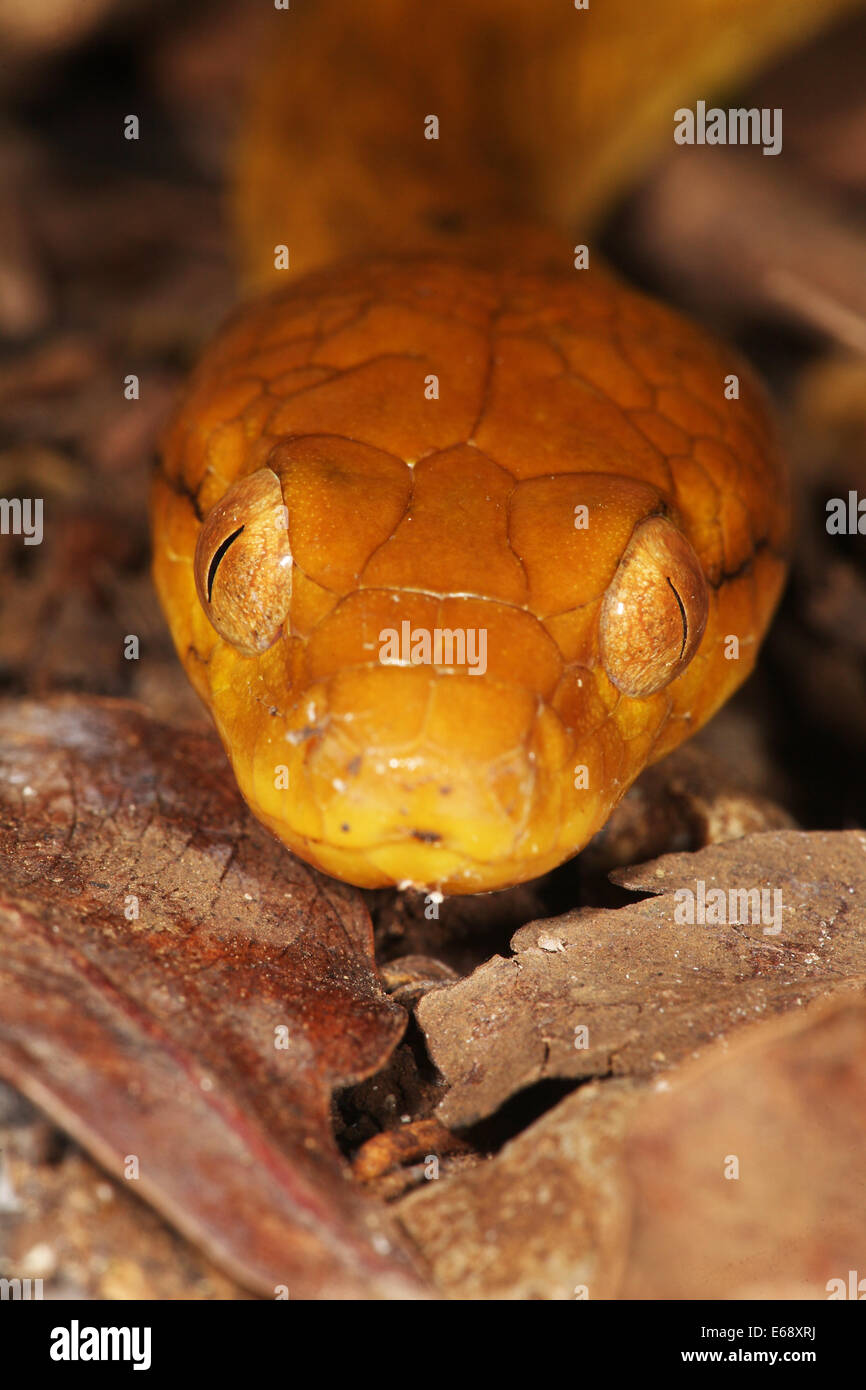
[666,576,688,660]
[207,526,245,602]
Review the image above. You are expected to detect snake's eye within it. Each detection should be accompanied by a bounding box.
[194,467,292,655]
[599,515,708,697]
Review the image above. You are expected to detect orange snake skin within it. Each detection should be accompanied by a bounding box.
[151,11,790,895]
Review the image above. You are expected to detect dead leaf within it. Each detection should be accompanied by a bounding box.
[417,830,866,1128]
[397,1079,639,1300]
[0,696,430,1298]
[619,997,866,1299]
[399,996,866,1300]
[0,1081,248,1299]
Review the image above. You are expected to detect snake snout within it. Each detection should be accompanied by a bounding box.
[238,661,576,890]
[303,670,548,889]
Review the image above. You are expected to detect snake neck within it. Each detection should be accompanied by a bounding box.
[232,0,585,290]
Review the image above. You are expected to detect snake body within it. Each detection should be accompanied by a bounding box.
[151,7,790,894]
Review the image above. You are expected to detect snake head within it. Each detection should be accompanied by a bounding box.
[156,258,789,893]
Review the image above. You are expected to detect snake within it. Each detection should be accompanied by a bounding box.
[151,1,791,895]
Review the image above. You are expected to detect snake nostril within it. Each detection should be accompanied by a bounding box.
[411,829,443,843]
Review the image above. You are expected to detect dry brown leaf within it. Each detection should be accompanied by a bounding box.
[0,696,429,1299]
[418,830,866,1128]
[397,1079,639,1301]
[0,1081,248,1300]
[399,996,866,1300]
[619,997,866,1299]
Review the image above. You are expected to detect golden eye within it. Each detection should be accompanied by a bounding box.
[599,515,708,697]
[193,467,292,655]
